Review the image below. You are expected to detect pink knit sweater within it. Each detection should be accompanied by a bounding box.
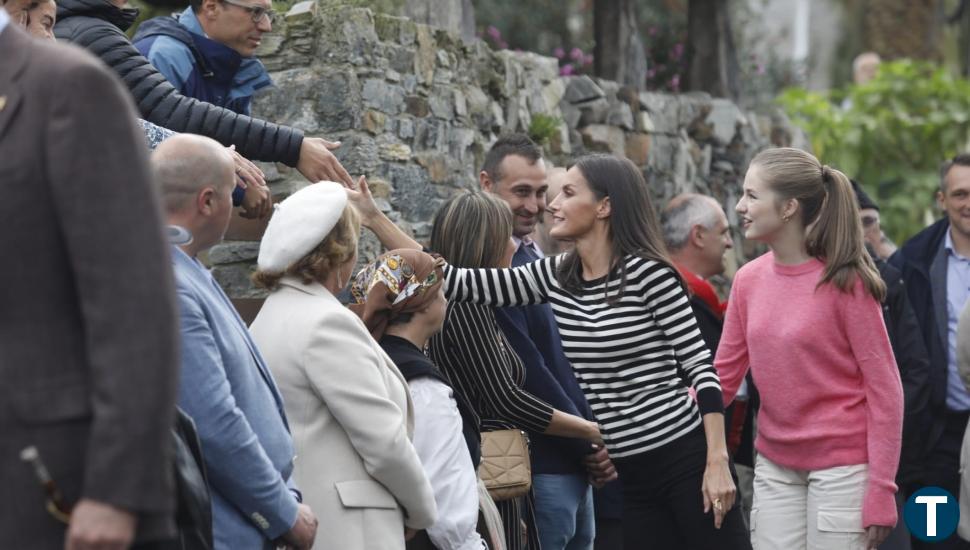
[715,252,903,528]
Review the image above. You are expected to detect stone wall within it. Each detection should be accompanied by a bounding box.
[212,0,805,315]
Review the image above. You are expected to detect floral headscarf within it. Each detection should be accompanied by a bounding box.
[348,249,445,339]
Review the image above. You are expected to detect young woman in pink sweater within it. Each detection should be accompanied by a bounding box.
[715,147,904,550]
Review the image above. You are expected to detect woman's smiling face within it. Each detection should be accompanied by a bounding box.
[547,166,605,241]
[736,164,787,243]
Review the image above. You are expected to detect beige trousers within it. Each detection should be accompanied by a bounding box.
[751,454,868,550]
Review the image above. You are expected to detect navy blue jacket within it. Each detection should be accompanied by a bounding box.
[493,245,595,476]
[133,8,273,117]
[889,218,951,454]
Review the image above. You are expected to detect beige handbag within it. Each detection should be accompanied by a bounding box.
[478,429,532,501]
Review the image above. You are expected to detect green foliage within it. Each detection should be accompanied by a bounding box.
[778,60,970,243]
[528,113,562,146]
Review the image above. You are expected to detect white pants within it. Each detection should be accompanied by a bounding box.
[751,454,868,550]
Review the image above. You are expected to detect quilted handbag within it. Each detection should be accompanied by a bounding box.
[478,429,532,501]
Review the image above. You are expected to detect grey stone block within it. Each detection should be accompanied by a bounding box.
[563,75,605,104]
[209,242,261,265]
[362,79,406,115]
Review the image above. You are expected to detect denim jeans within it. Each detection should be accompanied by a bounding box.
[532,473,595,550]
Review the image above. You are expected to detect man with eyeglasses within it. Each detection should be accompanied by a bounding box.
[133,0,274,116]
[55,0,355,188]
[852,179,899,260]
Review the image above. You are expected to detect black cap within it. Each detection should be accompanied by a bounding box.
[850,179,879,211]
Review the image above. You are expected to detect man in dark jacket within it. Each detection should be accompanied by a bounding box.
[480,134,615,550]
[54,0,354,187]
[890,154,970,550]
[853,181,930,550]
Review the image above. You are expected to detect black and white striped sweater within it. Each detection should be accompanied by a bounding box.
[444,254,723,459]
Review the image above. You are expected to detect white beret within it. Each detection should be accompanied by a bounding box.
[257,181,348,273]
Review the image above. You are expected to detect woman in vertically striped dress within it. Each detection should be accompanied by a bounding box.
[442,155,751,550]
[427,192,610,550]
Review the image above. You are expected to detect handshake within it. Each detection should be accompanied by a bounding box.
[584,444,618,488]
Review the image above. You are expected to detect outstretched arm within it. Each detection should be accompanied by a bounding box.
[347,177,422,250]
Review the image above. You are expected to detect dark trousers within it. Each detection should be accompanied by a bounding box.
[614,428,751,550]
[912,410,970,550]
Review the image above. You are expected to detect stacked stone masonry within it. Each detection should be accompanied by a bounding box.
[210,0,807,305]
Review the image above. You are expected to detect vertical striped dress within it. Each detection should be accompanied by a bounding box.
[429,301,554,550]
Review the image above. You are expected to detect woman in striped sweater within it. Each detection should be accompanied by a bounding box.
[440,155,750,549]
[427,191,611,550]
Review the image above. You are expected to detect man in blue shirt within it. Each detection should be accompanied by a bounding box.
[134,0,273,116]
[151,134,318,550]
[480,134,616,550]
[891,153,970,550]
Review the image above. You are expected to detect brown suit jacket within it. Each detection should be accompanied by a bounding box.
[0,25,180,547]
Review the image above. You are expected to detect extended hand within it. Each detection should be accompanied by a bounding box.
[865,525,891,549]
[701,456,736,529]
[240,182,272,220]
[296,137,354,188]
[345,176,383,227]
[228,145,266,190]
[65,499,136,550]
[583,445,617,488]
[281,503,318,550]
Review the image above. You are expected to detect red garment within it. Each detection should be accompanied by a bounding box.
[675,264,727,319]
[675,265,743,454]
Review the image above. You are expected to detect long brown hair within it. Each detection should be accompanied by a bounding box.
[430,191,513,269]
[751,147,885,301]
[556,154,681,302]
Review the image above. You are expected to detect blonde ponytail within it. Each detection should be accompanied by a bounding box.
[750,148,886,301]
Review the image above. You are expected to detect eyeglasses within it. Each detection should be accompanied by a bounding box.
[220,0,275,24]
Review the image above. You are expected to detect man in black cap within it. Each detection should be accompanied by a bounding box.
[852,179,931,550]
[853,180,898,260]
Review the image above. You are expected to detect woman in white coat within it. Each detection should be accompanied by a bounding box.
[250,182,436,550]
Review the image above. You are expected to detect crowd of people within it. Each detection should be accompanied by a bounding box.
[5,1,970,549]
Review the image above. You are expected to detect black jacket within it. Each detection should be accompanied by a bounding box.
[378,335,482,469]
[874,256,931,487]
[54,0,304,166]
[889,218,951,460]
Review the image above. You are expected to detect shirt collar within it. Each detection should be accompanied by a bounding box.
[944,229,970,261]
[0,8,11,36]
[512,235,544,258]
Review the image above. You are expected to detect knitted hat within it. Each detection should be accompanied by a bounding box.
[257,182,347,273]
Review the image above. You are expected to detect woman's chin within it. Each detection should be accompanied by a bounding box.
[549,227,568,240]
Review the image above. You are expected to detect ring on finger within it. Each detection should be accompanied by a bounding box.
[713,498,723,511]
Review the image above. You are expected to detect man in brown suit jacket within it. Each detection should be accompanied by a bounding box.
[0,17,180,550]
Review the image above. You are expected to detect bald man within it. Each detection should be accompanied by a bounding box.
[155,135,318,550]
[853,52,882,86]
